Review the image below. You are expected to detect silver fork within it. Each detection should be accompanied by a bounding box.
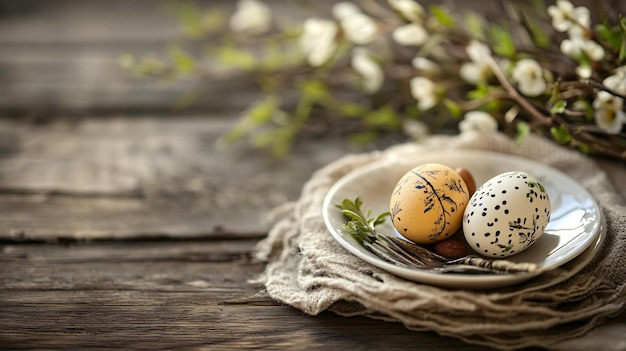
[363,234,539,274]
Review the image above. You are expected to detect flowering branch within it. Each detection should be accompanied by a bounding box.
[120,0,626,159]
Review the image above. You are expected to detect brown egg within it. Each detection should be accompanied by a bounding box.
[455,167,476,197]
[389,163,470,244]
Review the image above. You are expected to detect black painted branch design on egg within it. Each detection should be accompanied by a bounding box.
[411,170,462,241]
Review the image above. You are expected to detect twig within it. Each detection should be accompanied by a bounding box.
[485,54,626,160]
[484,55,551,125]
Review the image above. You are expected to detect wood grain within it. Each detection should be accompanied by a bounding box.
[0,117,353,241]
[0,240,494,351]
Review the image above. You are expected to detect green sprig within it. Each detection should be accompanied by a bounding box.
[336,197,390,245]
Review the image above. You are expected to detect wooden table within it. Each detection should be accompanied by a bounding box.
[1,1,625,349]
[1,116,625,351]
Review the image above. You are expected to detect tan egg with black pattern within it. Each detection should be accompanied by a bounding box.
[389,163,470,244]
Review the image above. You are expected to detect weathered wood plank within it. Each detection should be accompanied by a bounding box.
[0,117,354,240]
[0,0,317,113]
[2,240,625,350]
[0,240,495,351]
[1,115,624,243]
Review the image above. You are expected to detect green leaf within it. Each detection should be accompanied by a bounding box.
[521,9,551,48]
[168,3,205,38]
[339,102,367,117]
[342,210,368,226]
[167,3,224,38]
[550,124,572,143]
[133,57,167,77]
[619,16,626,61]
[515,121,530,146]
[363,106,401,129]
[168,45,196,75]
[596,24,617,48]
[429,5,457,28]
[467,83,491,100]
[550,100,567,114]
[464,11,486,40]
[215,44,257,70]
[373,212,390,226]
[251,128,294,157]
[443,99,463,118]
[118,53,135,70]
[220,96,279,144]
[488,24,517,57]
[248,96,279,124]
[348,131,379,145]
[577,143,592,155]
[298,79,329,101]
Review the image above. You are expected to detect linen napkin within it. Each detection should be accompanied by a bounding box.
[255,132,625,350]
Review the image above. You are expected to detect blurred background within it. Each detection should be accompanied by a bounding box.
[0,0,226,116]
[0,0,352,118]
[1,0,622,121]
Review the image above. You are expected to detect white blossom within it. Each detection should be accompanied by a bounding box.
[547,0,590,32]
[388,0,425,23]
[575,65,592,79]
[332,4,378,45]
[459,111,498,133]
[460,62,491,84]
[411,57,440,75]
[299,18,338,67]
[512,59,547,97]
[466,40,491,63]
[392,23,428,46]
[603,68,626,94]
[561,36,605,61]
[459,40,492,84]
[410,77,438,110]
[332,2,360,20]
[402,119,429,140]
[593,91,625,134]
[351,48,384,93]
[229,0,272,35]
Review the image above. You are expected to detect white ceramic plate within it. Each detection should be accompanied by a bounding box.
[322,150,605,289]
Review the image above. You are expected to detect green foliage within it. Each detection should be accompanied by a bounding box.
[521,8,551,48]
[221,95,279,144]
[577,142,592,155]
[550,100,567,114]
[118,53,135,70]
[443,99,463,118]
[488,24,517,58]
[167,3,225,38]
[168,45,196,75]
[214,43,257,70]
[515,121,531,145]
[463,11,486,40]
[619,16,626,61]
[550,124,572,144]
[363,106,402,129]
[429,5,457,28]
[336,197,389,245]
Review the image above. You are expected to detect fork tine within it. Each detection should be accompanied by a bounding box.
[364,241,421,268]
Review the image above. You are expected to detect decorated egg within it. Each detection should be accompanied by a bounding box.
[389,163,470,244]
[463,171,551,258]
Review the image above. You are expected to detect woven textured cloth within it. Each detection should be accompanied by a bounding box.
[255,132,626,350]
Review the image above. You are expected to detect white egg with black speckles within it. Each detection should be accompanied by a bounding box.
[462,171,551,258]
